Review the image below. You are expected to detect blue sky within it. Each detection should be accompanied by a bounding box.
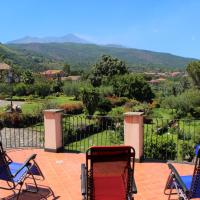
[0,0,200,58]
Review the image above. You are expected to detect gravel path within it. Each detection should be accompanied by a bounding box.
[0,100,25,107]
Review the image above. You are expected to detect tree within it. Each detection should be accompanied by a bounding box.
[162,89,200,118]
[81,87,100,116]
[63,63,71,76]
[112,74,154,102]
[90,55,128,86]
[35,82,51,98]
[21,70,34,84]
[186,61,200,88]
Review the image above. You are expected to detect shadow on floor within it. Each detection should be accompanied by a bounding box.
[3,184,60,200]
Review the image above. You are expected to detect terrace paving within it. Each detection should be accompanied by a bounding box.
[0,149,199,200]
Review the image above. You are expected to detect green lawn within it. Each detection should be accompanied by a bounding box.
[47,95,80,104]
[21,102,43,114]
[20,95,80,114]
[150,108,175,119]
[0,95,80,114]
[64,130,123,152]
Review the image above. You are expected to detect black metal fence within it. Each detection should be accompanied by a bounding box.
[144,118,200,162]
[0,118,44,149]
[63,115,200,162]
[62,114,124,152]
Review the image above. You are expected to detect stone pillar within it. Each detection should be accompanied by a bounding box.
[124,112,144,162]
[44,109,64,152]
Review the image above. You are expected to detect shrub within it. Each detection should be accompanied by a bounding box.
[97,97,112,115]
[149,100,160,109]
[62,81,89,100]
[98,86,113,97]
[106,96,129,107]
[0,112,42,128]
[51,81,63,93]
[5,97,25,101]
[124,100,140,112]
[14,83,27,96]
[109,124,124,144]
[26,85,36,95]
[81,87,100,115]
[32,101,58,116]
[34,82,51,98]
[180,143,195,162]
[112,74,154,102]
[0,83,12,95]
[131,103,152,116]
[178,130,192,140]
[109,107,124,117]
[0,94,7,100]
[190,107,200,118]
[59,103,83,114]
[144,135,177,160]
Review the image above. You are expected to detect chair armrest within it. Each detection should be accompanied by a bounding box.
[81,163,87,198]
[13,154,37,177]
[4,152,13,163]
[132,176,137,194]
[167,163,188,193]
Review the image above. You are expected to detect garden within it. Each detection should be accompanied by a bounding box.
[1,56,200,161]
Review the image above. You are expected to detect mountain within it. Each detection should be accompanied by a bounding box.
[7,34,90,44]
[0,42,197,72]
[7,43,198,69]
[102,44,126,48]
[0,43,59,71]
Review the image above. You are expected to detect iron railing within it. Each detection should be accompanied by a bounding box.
[144,118,200,162]
[62,114,124,152]
[0,117,44,148]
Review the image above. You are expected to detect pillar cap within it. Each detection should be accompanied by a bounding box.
[43,109,64,113]
[124,112,144,116]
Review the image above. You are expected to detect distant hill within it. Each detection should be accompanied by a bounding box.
[0,43,60,71]
[5,42,197,71]
[7,34,90,44]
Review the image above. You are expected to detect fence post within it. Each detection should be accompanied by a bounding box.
[124,112,144,162]
[44,109,64,152]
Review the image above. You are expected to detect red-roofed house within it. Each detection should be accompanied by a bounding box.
[41,70,65,80]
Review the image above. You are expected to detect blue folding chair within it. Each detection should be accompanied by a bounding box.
[195,144,200,157]
[164,148,200,200]
[0,142,45,181]
[0,142,44,200]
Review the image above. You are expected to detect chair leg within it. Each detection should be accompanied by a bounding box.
[24,172,39,193]
[33,160,45,180]
[16,182,23,200]
[164,173,173,194]
[168,187,173,200]
[29,173,39,192]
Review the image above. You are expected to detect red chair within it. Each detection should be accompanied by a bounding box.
[81,146,137,200]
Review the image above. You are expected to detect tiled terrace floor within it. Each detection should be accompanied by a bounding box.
[0,149,199,200]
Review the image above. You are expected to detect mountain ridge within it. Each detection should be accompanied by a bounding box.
[7,34,90,44]
[0,42,198,72]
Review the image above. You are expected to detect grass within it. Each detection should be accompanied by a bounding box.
[21,102,43,114]
[17,95,80,114]
[64,130,123,152]
[150,108,175,119]
[47,95,80,104]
